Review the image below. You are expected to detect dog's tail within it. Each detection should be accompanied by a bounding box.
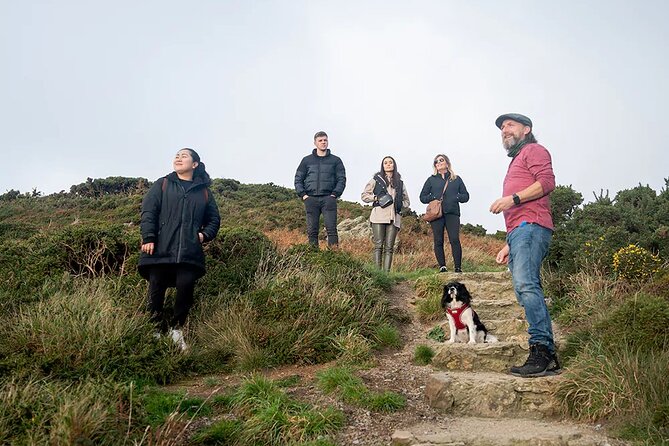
[484,333,499,343]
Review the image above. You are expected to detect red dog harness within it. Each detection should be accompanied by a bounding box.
[447,305,470,330]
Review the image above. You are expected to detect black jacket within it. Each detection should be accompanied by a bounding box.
[294,149,346,197]
[419,173,469,216]
[138,172,221,279]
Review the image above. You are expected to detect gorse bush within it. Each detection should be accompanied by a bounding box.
[612,244,662,281]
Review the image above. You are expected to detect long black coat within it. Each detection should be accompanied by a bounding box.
[138,172,220,279]
[419,173,469,217]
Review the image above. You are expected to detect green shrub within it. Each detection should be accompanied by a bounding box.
[0,281,183,383]
[595,293,669,353]
[373,322,402,349]
[199,227,275,295]
[426,326,446,343]
[140,388,211,426]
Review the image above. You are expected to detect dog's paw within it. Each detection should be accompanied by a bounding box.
[446,338,455,344]
[467,340,477,345]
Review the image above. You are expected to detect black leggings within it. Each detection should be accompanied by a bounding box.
[430,213,462,269]
[147,264,200,331]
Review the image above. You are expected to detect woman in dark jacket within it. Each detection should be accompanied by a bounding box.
[138,148,220,351]
[419,154,469,273]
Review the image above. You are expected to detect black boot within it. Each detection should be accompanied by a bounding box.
[510,344,561,378]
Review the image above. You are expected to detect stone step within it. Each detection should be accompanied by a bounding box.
[415,272,518,304]
[473,299,525,320]
[436,318,529,342]
[425,371,561,419]
[391,418,616,446]
[431,341,528,373]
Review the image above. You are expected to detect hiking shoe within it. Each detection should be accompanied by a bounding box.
[454,268,462,273]
[439,266,448,273]
[168,328,188,352]
[510,344,561,377]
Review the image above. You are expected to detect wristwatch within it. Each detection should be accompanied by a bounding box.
[512,193,521,206]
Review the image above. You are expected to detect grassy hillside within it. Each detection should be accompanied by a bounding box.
[0,177,667,444]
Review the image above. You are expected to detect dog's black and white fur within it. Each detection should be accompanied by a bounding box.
[441,281,498,344]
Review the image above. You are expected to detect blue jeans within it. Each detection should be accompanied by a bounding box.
[507,224,555,353]
[304,195,338,247]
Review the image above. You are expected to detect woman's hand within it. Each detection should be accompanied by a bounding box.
[141,242,155,255]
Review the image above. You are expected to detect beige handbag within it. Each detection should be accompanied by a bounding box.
[422,180,448,222]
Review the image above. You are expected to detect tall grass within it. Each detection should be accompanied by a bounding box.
[194,248,390,370]
[0,281,183,382]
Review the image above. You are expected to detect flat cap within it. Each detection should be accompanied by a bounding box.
[495,113,532,129]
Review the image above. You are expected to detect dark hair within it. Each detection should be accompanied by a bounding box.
[314,131,328,140]
[376,156,402,189]
[182,148,212,186]
[525,132,538,144]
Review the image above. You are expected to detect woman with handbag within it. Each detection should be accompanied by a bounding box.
[361,156,410,271]
[419,154,469,273]
[138,148,221,351]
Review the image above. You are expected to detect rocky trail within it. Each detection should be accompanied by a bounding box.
[175,272,626,445]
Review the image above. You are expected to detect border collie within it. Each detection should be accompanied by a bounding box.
[441,281,498,344]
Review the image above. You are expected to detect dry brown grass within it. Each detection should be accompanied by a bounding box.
[265,228,505,272]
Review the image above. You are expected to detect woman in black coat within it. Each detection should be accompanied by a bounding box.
[419,154,469,273]
[138,148,220,350]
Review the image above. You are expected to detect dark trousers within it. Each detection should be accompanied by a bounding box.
[147,264,199,331]
[304,195,339,247]
[371,223,398,271]
[430,213,462,269]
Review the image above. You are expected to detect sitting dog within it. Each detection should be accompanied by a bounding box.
[441,281,498,344]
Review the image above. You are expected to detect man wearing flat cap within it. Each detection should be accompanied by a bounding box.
[489,113,561,378]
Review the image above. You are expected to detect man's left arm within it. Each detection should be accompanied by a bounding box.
[333,159,346,197]
[517,146,555,203]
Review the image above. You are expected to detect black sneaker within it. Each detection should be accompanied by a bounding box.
[510,344,561,378]
[439,266,448,273]
[454,268,462,273]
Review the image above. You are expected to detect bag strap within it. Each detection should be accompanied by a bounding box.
[438,178,449,201]
[374,174,390,194]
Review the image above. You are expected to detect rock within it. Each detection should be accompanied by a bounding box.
[337,216,372,240]
[431,342,527,373]
[391,430,414,445]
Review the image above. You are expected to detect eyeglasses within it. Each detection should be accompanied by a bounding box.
[433,158,446,165]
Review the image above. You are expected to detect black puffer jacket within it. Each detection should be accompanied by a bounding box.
[138,172,220,279]
[419,173,469,216]
[294,149,346,197]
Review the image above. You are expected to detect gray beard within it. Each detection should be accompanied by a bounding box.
[503,135,521,151]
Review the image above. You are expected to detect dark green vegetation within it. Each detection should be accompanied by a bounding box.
[1,176,668,444]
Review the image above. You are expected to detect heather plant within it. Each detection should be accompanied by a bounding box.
[612,244,662,282]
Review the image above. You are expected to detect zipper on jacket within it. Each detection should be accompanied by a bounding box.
[176,181,186,263]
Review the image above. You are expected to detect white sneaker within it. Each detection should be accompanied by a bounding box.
[168,328,188,352]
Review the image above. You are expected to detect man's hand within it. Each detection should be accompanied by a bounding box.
[496,244,510,264]
[141,242,155,255]
[198,232,204,243]
[489,196,514,214]
[302,195,309,200]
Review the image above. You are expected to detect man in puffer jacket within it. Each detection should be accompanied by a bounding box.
[294,131,346,248]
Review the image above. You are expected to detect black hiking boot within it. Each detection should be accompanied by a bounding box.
[510,344,561,378]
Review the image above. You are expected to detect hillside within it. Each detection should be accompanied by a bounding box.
[0,177,667,445]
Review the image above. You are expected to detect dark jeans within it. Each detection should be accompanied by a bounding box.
[430,213,462,269]
[147,264,200,331]
[304,195,338,247]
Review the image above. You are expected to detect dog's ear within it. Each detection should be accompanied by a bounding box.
[459,283,472,300]
[440,285,449,309]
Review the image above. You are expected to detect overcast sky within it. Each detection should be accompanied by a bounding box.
[2,0,667,232]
